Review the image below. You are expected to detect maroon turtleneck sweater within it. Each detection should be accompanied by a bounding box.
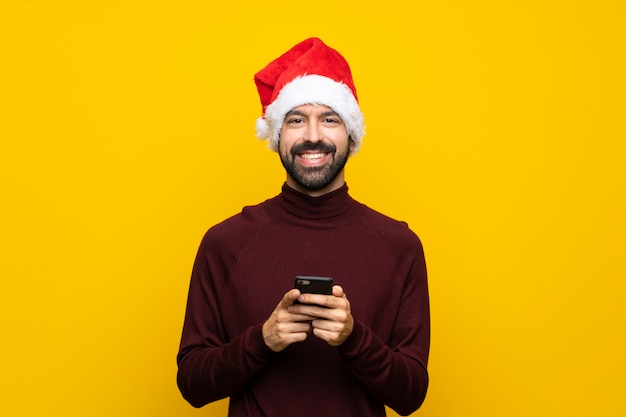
[177,183,429,416]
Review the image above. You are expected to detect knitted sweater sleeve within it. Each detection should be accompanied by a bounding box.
[176,228,275,408]
[338,230,430,416]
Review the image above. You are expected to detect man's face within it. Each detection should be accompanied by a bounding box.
[278,104,354,196]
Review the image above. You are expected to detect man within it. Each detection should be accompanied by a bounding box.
[177,37,430,417]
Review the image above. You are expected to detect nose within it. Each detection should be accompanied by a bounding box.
[303,122,322,143]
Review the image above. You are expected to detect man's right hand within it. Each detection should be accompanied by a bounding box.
[262,289,314,352]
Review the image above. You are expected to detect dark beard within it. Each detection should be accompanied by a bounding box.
[279,142,350,191]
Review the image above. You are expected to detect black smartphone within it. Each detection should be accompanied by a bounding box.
[294,275,334,304]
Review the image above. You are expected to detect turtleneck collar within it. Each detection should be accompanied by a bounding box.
[275,182,356,220]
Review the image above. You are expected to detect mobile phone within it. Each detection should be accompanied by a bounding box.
[294,275,334,304]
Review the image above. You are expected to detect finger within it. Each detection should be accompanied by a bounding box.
[332,285,345,297]
[303,306,350,324]
[311,316,353,347]
[279,321,312,334]
[299,295,350,313]
[311,318,342,332]
[297,293,331,307]
[311,328,343,347]
[288,312,318,322]
[332,285,347,298]
[280,288,301,308]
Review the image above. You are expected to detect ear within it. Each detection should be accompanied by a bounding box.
[349,136,356,153]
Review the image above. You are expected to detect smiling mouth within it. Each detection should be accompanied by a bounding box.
[299,152,328,160]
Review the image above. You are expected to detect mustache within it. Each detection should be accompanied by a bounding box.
[290,142,337,156]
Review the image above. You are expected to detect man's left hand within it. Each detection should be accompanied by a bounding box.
[288,285,354,346]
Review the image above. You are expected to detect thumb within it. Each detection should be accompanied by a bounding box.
[280,288,301,308]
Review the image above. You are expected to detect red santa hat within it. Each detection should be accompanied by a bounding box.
[254,38,365,153]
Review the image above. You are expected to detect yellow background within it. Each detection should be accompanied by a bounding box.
[1,1,625,416]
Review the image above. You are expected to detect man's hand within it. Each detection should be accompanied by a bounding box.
[262,289,315,352]
[289,285,354,346]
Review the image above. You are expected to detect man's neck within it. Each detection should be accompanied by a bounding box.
[285,173,346,197]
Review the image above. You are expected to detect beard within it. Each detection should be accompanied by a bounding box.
[279,141,350,191]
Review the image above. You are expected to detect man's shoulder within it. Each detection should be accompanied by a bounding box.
[212,199,273,232]
[355,202,423,247]
[201,198,275,246]
[356,202,411,230]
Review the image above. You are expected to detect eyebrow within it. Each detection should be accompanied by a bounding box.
[284,109,306,118]
[284,109,342,118]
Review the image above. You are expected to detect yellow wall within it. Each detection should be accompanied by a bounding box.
[1,1,624,416]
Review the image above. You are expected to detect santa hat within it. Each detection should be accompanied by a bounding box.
[254,38,365,153]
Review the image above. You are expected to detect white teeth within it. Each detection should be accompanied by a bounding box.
[300,153,326,160]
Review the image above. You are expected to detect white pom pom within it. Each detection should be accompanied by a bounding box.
[255,117,271,140]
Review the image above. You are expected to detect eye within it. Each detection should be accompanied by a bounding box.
[286,117,303,125]
[323,117,342,125]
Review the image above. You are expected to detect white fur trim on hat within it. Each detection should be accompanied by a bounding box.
[255,74,365,153]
